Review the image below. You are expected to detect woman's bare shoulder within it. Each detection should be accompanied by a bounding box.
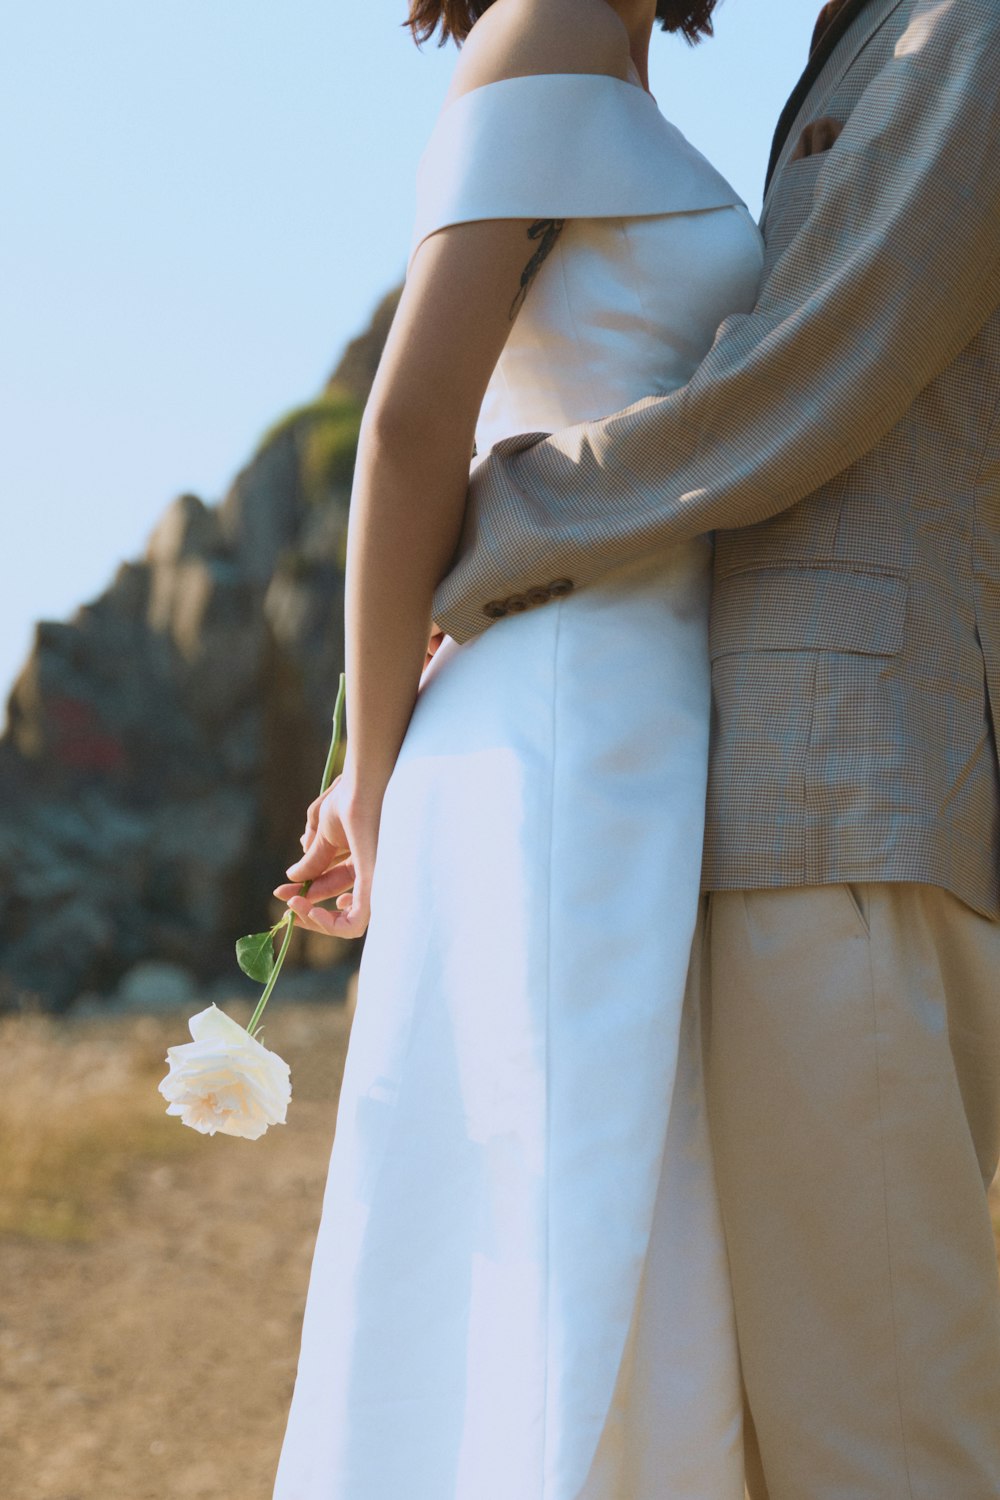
[442,0,632,108]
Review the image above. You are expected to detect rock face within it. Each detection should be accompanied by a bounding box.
[0,292,400,1012]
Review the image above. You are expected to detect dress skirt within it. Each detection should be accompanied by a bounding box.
[271,537,745,1500]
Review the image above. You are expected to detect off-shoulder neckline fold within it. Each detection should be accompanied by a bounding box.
[438,70,657,123]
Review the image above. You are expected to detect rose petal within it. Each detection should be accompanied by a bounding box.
[158,1005,291,1140]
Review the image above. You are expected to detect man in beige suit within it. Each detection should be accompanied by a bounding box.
[429,0,1000,1494]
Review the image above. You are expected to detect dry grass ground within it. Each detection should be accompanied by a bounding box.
[0,994,353,1500]
[1,996,999,1500]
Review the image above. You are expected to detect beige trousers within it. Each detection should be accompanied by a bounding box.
[697,883,1000,1500]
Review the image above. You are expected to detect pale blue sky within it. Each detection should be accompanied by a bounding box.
[0,0,813,703]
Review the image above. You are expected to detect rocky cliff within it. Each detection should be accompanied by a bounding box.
[0,288,402,1012]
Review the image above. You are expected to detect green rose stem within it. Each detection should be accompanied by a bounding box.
[244,671,347,1040]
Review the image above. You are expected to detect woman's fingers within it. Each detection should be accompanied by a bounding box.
[286,895,342,936]
[333,857,372,938]
[301,794,322,847]
[285,832,345,882]
[790,115,844,161]
[281,773,380,939]
[300,775,345,851]
[272,862,356,903]
[425,622,446,669]
[288,780,354,881]
[818,117,845,152]
[286,888,369,940]
[284,847,372,941]
[287,798,350,880]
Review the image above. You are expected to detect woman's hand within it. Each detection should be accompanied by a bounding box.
[425,620,446,669]
[271,765,383,940]
[789,116,845,161]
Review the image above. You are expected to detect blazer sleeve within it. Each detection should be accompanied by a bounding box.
[432,0,1000,643]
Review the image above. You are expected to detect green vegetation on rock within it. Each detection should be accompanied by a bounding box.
[257,393,362,505]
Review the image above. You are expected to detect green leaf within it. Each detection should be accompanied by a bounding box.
[236,930,276,985]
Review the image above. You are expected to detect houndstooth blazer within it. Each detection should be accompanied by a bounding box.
[431,0,1000,917]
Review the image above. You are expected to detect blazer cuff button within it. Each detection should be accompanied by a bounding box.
[548,577,574,597]
[525,587,551,606]
[483,600,507,619]
[506,594,528,613]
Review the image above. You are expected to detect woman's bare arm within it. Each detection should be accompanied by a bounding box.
[278,0,632,933]
[342,214,563,797]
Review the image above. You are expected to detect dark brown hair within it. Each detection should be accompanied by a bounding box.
[406,1,719,49]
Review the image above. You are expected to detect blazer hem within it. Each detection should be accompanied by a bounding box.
[700,847,1000,922]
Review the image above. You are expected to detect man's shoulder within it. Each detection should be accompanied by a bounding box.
[897,0,1000,57]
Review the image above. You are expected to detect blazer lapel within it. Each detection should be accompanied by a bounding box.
[762,0,907,203]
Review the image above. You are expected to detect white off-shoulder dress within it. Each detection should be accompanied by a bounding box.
[273,71,764,1500]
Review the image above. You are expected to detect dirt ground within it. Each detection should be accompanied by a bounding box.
[0,993,354,1500]
[2,992,999,1500]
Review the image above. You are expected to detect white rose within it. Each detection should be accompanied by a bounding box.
[158,1003,291,1140]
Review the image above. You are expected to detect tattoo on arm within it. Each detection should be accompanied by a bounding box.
[509,219,566,319]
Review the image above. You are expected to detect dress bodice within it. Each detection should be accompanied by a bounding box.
[409,72,765,456]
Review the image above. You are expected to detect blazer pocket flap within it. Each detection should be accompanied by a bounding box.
[710,566,908,659]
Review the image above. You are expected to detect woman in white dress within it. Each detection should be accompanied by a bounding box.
[271,1,764,1495]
